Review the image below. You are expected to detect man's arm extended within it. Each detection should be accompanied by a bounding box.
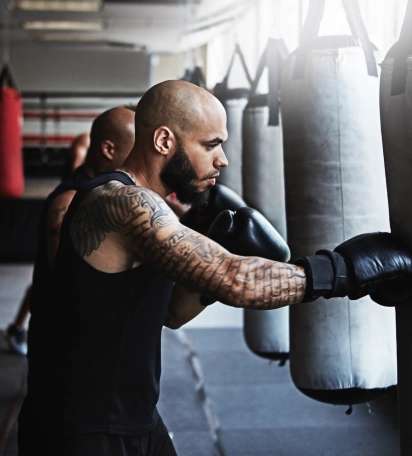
[69,182,306,310]
[47,190,76,268]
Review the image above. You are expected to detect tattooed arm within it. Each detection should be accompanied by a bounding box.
[70,182,306,318]
[47,190,76,268]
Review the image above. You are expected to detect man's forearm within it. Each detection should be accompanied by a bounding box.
[164,284,206,329]
[153,227,307,311]
[202,256,307,310]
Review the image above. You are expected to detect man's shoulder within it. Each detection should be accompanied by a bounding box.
[68,182,174,259]
[81,180,164,207]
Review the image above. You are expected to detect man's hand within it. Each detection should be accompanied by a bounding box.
[207,207,290,261]
[296,232,412,306]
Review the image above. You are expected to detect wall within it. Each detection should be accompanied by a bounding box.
[152,45,208,85]
[9,44,151,95]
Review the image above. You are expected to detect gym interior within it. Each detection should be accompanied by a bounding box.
[0,0,410,455]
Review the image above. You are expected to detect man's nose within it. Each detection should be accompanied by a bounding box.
[215,149,229,168]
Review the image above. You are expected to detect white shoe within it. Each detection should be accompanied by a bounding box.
[5,325,27,356]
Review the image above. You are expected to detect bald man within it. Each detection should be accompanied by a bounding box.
[17,106,135,456]
[6,108,135,357]
[46,107,134,265]
[18,81,412,456]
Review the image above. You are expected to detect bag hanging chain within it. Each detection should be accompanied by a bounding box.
[2,4,10,66]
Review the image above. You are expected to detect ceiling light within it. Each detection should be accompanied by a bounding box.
[39,33,104,41]
[23,21,103,31]
[9,1,102,12]
[37,34,138,49]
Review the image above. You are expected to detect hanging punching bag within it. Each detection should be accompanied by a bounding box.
[214,44,252,196]
[242,38,290,361]
[380,1,412,452]
[0,65,24,198]
[282,0,396,405]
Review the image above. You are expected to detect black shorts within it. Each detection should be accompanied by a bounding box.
[18,415,177,456]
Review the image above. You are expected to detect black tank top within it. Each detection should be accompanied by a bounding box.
[30,164,91,317]
[23,172,174,436]
[25,165,91,401]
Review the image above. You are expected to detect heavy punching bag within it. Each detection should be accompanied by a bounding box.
[0,64,24,198]
[214,44,252,196]
[380,1,412,452]
[242,39,290,361]
[282,0,396,405]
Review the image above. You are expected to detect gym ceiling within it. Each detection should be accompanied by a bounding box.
[3,0,247,54]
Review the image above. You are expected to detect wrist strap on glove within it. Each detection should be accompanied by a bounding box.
[295,254,334,302]
[295,250,351,302]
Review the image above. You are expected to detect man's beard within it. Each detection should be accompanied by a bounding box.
[160,144,213,209]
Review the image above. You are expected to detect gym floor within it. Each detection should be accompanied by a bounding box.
[0,263,399,456]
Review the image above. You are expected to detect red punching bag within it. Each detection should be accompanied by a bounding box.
[0,64,24,198]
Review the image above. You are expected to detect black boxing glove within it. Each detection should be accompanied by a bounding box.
[295,232,412,306]
[180,183,247,235]
[199,207,290,306]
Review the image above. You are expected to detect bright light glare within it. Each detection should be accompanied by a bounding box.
[39,33,104,41]
[9,1,102,12]
[318,0,352,36]
[23,21,103,31]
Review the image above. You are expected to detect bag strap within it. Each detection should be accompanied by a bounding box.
[221,43,253,89]
[0,64,18,89]
[250,38,289,126]
[268,38,289,126]
[390,0,412,95]
[180,68,193,82]
[250,43,269,96]
[190,66,207,89]
[293,0,377,79]
[342,0,377,76]
[293,0,326,79]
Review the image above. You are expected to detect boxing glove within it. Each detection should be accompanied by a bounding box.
[296,232,412,306]
[180,183,247,235]
[207,207,290,261]
[200,207,290,306]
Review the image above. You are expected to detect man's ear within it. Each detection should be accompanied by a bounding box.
[153,126,176,157]
[101,140,115,161]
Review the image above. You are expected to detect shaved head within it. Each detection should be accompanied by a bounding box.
[122,80,228,203]
[134,80,225,139]
[90,106,135,151]
[86,106,135,175]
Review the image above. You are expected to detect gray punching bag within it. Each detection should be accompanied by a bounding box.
[380,2,412,453]
[282,0,396,405]
[215,44,253,196]
[242,39,291,361]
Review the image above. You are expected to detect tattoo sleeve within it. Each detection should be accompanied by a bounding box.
[70,183,306,309]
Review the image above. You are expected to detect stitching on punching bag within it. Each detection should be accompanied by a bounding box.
[336,55,345,244]
[335,53,354,383]
[347,296,353,384]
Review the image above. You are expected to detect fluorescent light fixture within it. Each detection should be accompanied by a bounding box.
[9,1,102,12]
[37,34,139,49]
[23,21,103,31]
[39,33,104,41]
